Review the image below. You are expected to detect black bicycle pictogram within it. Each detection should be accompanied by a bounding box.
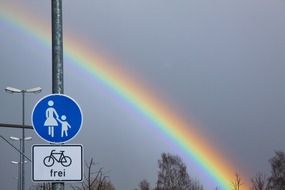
[43,149,72,167]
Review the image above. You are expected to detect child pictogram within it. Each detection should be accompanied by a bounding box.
[58,115,71,137]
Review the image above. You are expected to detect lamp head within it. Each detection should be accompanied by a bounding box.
[25,87,42,93]
[9,136,20,141]
[5,87,22,93]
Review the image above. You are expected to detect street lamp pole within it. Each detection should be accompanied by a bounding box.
[11,160,28,190]
[11,161,20,190]
[21,91,25,190]
[5,87,41,190]
[10,136,32,190]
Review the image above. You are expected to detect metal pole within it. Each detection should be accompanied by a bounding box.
[21,92,25,190]
[17,160,20,190]
[52,0,64,95]
[19,140,22,190]
[0,123,33,129]
[52,0,64,189]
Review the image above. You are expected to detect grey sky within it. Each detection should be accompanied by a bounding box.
[1,0,285,189]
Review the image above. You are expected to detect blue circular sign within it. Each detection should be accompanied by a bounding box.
[32,94,83,143]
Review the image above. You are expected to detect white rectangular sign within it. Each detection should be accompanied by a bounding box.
[32,144,83,182]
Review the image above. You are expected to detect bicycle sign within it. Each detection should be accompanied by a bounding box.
[32,144,83,182]
[43,150,72,167]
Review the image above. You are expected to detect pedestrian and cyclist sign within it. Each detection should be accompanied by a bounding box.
[31,94,84,182]
[32,94,83,143]
[32,144,83,181]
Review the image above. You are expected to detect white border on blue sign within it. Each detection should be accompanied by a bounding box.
[31,94,83,144]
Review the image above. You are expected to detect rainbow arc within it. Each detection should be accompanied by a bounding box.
[0,3,249,189]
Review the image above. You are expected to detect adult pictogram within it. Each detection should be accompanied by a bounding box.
[44,100,59,138]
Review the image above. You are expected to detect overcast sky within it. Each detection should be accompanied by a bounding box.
[1,0,285,189]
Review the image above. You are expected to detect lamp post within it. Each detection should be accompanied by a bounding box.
[5,86,41,190]
[11,161,20,190]
[11,160,28,190]
[10,136,32,190]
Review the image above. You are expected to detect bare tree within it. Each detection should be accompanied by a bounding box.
[136,179,150,190]
[71,158,114,190]
[156,153,192,190]
[267,151,285,190]
[251,173,268,190]
[190,180,204,190]
[136,153,204,190]
[232,173,243,190]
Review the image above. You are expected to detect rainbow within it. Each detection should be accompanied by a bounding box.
[0,3,247,189]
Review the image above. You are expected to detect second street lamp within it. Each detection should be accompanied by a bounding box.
[5,86,41,190]
[10,136,32,190]
[11,160,28,190]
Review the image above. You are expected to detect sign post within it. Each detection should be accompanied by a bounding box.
[51,0,64,189]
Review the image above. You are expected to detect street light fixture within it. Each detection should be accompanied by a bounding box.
[5,86,41,190]
[5,87,42,94]
[10,137,32,141]
[11,160,27,164]
[5,87,22,93]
